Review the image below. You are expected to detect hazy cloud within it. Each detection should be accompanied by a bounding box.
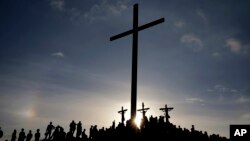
[236,96,250,103]
[225,38,250,54]
[208,85,248,104]
[51,52,64,58]
[174,21,185,28]
[83,0,131,22]
[241,114,250,120]
[49,0,65,11]
[225,38,242,54]
[214,84,230,93]
[185,98,204,104]
[212,52,221,57]
[181,34,203,51]
[196,9,208,24]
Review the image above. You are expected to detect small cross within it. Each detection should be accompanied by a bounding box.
[159,104,174,123]
[137,102,150,118]
[118,106,128,124]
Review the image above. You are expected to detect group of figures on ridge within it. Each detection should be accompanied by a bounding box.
[0,103,228,141]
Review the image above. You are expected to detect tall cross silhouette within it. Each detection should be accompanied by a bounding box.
[137,102,150,118]
[110,3,164,121]
[118,106,128,124]
[159,104,173,123]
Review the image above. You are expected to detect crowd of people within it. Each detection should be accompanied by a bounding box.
[0,115,229,141]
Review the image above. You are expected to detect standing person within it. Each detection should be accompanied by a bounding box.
[18,128,26,141]
[26,130,32,141]
[45,122,55,139]
[81,129,88,140]
[34,129,40,141]
[69,120,76,135]
[59,127,66,141]
[76,121,82,138]
[0,127,3,138]
[11,129,17,141]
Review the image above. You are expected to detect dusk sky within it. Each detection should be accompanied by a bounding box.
[1,0,250,139]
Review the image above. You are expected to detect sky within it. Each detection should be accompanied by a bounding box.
[1,0,250,139]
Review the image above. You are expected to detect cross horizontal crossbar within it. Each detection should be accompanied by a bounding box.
[160,108,174,110]
[110,18,165,41]
[118,109,128,113]
[160,107,173,111]
[138,108,150,111]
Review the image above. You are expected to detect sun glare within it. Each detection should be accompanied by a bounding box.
[134,114,142,128]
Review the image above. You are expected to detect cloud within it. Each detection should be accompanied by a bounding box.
[196,9,208,24]
[51,52,64,58]
[236,96,250,103]
[83,0,131,22]
[212,52,220,57]
[241,114,250,120]
[181,34,203,51]
[49,0,131,24]
[225,38,250,54]
[174,21,185,28]
[207,84,242,101]
[185,98,204,104]
[207,88,214,92]
[214,84,231,93]
[225,38,242,54]
[49,0,65,11]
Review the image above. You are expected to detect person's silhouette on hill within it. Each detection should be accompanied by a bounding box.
[52,125,61,141]
[0,127,3,138]
[81,129,87,140]
[69,120,76,135]
[18,128,26,141]
[76,121,82,138]
[34,129,40,141]
[45,122,55,139]
[59,127,66,141]
[26,130,32,141]
[65,131,73,141]
[89,125,93,139]
[11,129,17,141]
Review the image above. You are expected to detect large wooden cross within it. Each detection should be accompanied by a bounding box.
[159,104,173,123]
[110,3,164,121]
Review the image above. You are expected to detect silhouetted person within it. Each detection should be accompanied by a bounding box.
[76,121,82,138]
[11,129,17,141]
[81,129,87,140]
[69,120,76,135]
[26,130,32,141]
[89,126,93,139]
[59,127,66,141]
[0,127,3,138]
[45,122,55,139]
[65,131,73,141]
[51,125,60,141]
[34,129,40,141]
[18,128,26,141]
[191,125,195,132]
[92,125,98,139]
[112,121,115,130]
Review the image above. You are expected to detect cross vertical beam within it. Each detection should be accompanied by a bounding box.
[131,4,138,121]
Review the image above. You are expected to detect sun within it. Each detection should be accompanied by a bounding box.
[134,114,142,128]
